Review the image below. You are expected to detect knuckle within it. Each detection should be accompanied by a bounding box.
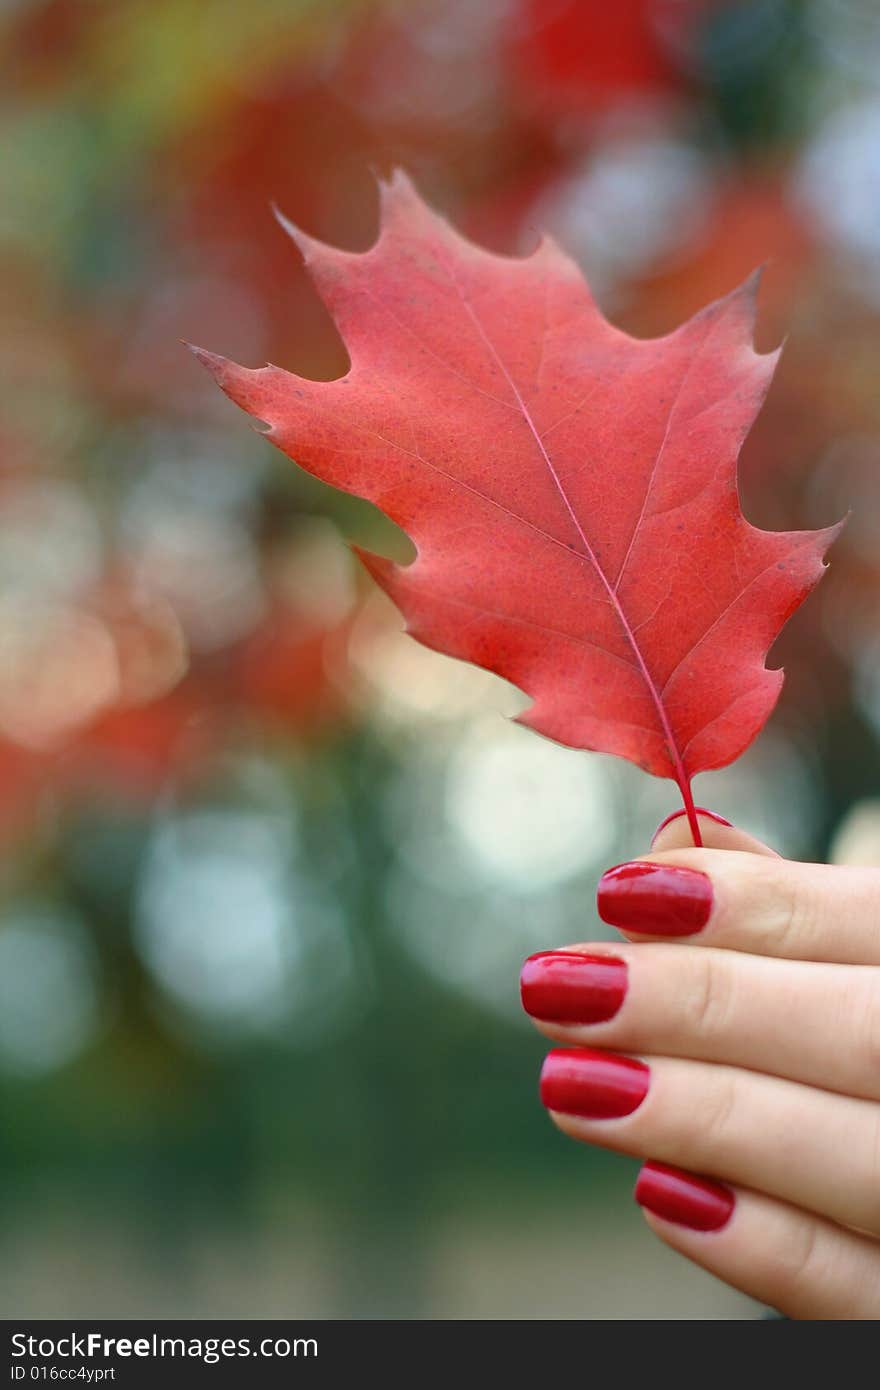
[684,1067,739,1164]
[858,981,880,1078]
[766,876,801,953]
[704,1068,738,1141]
[864,1111,880,1232]
[773,1216,825,1306]
[685,953,733,1040]
[753,862,811,956]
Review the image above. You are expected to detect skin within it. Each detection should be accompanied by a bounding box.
[532,813,880,1320]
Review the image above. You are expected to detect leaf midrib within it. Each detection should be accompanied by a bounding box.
[440,256,692,784]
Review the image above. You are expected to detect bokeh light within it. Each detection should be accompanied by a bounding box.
[0,904,100,1077]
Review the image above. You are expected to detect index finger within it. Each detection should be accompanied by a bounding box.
[598,822,880,966]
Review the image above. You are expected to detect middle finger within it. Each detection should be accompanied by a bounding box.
[521,945,880,1102]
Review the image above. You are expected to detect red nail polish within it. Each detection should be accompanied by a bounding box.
[635,1162,734,1232]
[651,807,732,846]
[597,861,712,936]
[521,952,627,1024]
[540,1047,649,1119]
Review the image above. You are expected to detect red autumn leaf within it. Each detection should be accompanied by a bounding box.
[192,172,841,838]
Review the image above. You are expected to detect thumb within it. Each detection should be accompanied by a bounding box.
[650,807,780,857]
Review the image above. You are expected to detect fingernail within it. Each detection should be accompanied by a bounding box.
[520,952,627,1025]
[635,1162,734,1232]
[651,807,732,847]
[597,861,712,936]
[540,1047,649,1119]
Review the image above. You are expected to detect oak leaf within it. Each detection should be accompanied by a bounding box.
[192,172,841,837]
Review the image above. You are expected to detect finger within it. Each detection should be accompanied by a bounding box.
[521,945,880,1101]
[650,807,779,857]
[596,848,880,965]
[539,1048,880,1236]
[634,1163,880,1320]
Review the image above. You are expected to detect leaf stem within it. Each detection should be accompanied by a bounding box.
[677,776,703,848]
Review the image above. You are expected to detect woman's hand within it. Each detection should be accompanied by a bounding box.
[520,812,880,1319]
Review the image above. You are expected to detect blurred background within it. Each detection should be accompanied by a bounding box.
[1,0,879,1320]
